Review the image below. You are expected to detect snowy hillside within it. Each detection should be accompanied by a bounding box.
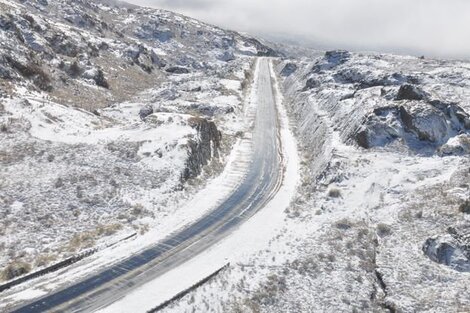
[0,0,276,282]
[161,51,470,312]
[1,0,469,312]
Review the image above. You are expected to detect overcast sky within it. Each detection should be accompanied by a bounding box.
[127,0,470,58]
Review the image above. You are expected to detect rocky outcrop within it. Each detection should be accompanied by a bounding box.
[303,78,320,91]
[280,63,297,77]
[355,100,470,151]
[398,102,450,143]
[325,50,351,65]
[438,134,470,156]
[217,51,235,62]
[182,117,222,181]
[166,66,190,74]
[139,105,153,120]
[395,84,427,101]
[423,230,470,272]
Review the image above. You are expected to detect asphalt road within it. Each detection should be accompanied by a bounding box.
[9,58,283,313]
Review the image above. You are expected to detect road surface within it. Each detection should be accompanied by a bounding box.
[9,58,283,313]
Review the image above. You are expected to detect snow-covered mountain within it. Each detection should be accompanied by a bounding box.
[0,0,276,283]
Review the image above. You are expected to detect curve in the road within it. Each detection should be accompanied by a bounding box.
[9,58,283,313]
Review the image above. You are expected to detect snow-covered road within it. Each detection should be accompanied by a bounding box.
[7,58,298,313]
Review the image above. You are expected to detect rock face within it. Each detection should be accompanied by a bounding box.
[182,117,222,181]
[398,102,450,143]
[280,63,297,77]
[217,51,235,62]
[303,78,320,90]
[396,84,427,101]
[166,66,190,74]
[355,100,470,150]
[139,105,153,120]
[324,50,351,65]
[438,134,470,156]
[423,233,470,272]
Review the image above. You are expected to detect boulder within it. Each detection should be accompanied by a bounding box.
[423,234,470,272]
[280,63,297,77]
[217,51,235,62]
[82,67,109,88]
[396,84,427,101]
[303,77,320,90]
[460,200,470,214]
[438,134,470,156]
[139,105,154,120]
[166,66,190,74]
[399,103,450,143]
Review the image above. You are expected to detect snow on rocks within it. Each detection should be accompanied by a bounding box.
[165,52,470,313]
[0,0,271,285]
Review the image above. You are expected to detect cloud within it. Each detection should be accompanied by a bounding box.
[127,0,470,58]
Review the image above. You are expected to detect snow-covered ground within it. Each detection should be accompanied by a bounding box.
[1,0,470,311]
[158,52,470,313]
[97,58,299,313]
[0,0,278,293]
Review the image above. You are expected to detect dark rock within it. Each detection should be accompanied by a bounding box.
[354,108,401,149]
[166,67,190,74]
[311,50,351,73]
[139,105,153,120]
[46,33,82,58]
[325,50,351,65]
[217,51,235,62]
[355,130,370,149]
[423,235,470,272]
[396,84,426,101]
[0,64,11,79]
[5,56,52,91]
[82,68,108,88]
[460,200,470,214]
[280,63,297,77]
[242,37,279,57]
[399,104,450,143]
[303,78,320,90]
[182,117,222,181]
[66,61,82,78]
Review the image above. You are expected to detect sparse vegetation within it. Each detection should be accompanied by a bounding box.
[1,260,31,281]
[94,68,109,89]
[68,61,82,78]
[5,56,52,91]
[34,253,57,268]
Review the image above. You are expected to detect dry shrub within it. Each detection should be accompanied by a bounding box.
[5,56,52,91]
[328,187,342,198]
[1,260,31,281]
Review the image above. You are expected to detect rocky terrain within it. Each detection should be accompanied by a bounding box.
[1,0,469,312]
[0,0,275,282]
[162,51,470,312]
